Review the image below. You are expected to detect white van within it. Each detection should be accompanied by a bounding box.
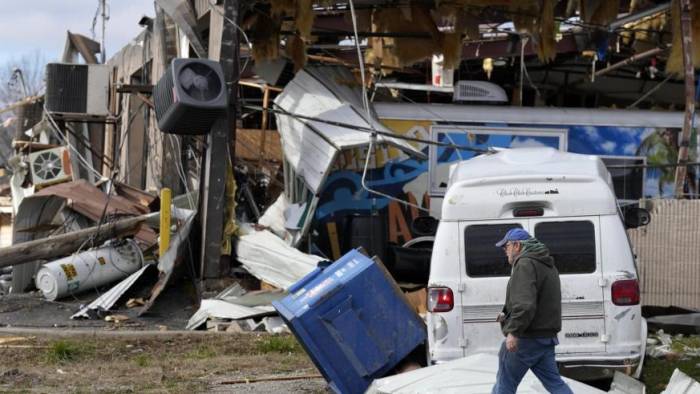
[426,147,646,380]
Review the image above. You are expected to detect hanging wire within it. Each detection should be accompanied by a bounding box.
[43,105,105,180]
[90,0,101,40]
[257,103,488,153]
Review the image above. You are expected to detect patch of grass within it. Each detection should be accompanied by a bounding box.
[642,356,700,394]
[134,354,150,367]
[45,340,88,363]
[185,345,217,360]
[256,335,302,354]
[670,336,700,353]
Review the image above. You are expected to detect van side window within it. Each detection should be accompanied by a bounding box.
[464,224,522,277]
[534,221,596,274]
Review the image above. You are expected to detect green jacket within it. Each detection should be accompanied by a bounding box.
[501,240,562,338]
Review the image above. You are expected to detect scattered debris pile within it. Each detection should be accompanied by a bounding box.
[662,368,700,394]
[645,307,700,360]
[646,330,700,360]
[186,282,287,333]
[367,353,608,394]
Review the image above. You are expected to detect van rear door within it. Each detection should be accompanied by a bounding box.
[530,217,606,354]
[459,220,529,356]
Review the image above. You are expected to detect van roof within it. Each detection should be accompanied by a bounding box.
[442,148,618,220]
[449,148,612,184]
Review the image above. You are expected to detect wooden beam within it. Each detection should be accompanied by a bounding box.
[258,85,270,165]
[675,0,695,197]
[239,80,283,92]
[594,47,665,78]
[0,213,156,269]
[103,69,118,177]
[11,141,60,151]
[0,95,42,116]
[135,93,155,109]
[199,0,239,279]
[116,84,154,94]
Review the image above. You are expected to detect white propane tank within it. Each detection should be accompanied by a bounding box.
[35,239,144,301]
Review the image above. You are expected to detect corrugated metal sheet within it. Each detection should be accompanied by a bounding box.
[366,353,605,394]
[628,199,700,310]
[71,264,157,319]
[274,65,426,193]
[236,229,324,290]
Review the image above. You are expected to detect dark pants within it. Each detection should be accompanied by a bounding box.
[492,337,573,394]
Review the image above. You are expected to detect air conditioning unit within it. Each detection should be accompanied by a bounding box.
[28,147,74,188]
[45,63,110,116]
[453,81,508,103]
[154,58,227,135]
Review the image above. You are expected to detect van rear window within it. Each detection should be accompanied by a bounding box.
[464,224,522,277]
[534,221,596,274]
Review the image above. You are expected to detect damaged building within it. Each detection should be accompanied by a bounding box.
[1,0,700,391]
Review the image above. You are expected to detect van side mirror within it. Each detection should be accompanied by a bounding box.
[411,216,439,236]
[623,207,651,229]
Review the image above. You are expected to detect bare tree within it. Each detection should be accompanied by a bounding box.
[0,50,46,109]
[0,51,46,167]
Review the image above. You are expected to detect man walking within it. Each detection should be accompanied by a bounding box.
[492,228,572,394]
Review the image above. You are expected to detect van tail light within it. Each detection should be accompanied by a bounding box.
[428,287,454,312]
[611,279,640,306]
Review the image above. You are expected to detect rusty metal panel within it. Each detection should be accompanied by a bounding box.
[628,199,700,310]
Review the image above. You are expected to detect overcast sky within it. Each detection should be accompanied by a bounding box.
[0,0,155,66]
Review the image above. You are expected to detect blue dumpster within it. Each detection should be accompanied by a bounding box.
[273,249,426,394]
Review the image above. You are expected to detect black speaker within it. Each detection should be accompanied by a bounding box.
[154,58,227,135]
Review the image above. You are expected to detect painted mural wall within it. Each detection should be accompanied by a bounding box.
[310,117,698,262]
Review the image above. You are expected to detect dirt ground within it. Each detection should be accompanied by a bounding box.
[0,280,327,393]
[0,279,196,331]
[0,331,326,393]
[1,328,699,393]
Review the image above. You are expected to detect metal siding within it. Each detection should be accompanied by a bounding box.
[628,199,700,309]
[194,0,211,18]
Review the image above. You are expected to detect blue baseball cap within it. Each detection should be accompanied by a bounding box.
[495,228,531,247]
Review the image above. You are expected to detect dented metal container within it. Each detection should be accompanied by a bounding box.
[35,239,144,300]
[273,249,426,394]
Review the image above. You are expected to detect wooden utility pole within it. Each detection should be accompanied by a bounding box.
[0,213,155,269]
[674,0,695,197]
[199,0,239,279]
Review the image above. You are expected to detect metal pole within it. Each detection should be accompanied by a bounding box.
[609,2,672,30]
[159,188,172,257]
[594,47,665,78]
[674,0,695,197]
[101,0,107,64]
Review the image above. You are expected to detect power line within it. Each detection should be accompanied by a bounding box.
[244,103,490,154]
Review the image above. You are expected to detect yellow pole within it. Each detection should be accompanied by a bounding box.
[159,188,172,257]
